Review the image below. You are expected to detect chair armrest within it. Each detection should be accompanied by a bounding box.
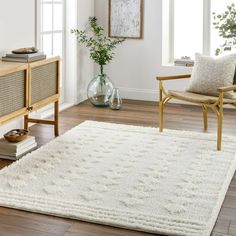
[156,74,191,81]
[217,85,236,93]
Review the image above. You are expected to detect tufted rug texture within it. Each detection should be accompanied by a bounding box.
[0,121,235,236]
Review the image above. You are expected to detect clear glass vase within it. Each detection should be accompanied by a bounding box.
[109,88,122,110]
[87,73,114,107]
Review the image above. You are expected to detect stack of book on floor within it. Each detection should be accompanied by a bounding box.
[2,52,46,63]
[0,136,37,160]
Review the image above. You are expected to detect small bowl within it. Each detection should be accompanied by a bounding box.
[4,129,29,143]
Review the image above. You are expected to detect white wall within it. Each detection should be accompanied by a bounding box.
[0,0,36,57]
[0,0,36,136]
[95,0,192,101]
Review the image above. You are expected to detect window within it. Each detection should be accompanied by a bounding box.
[37,0,65,101]
[173,0,203,60]
[163,0,236,64]
[37,0,64,57]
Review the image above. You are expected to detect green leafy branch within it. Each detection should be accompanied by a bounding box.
[71,17,125,75]
[213,3,236,56]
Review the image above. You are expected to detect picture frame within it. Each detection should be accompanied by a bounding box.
[108,0,143,39]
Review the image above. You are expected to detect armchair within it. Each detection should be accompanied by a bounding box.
[157,74,236,150]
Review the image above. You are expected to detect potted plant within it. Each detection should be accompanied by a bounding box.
[71,17,125,107]
[213,3,236,56]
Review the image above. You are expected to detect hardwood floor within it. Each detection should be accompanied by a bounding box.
[0,99,236,236]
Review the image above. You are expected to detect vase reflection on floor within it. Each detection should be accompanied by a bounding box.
[87,74,114,107]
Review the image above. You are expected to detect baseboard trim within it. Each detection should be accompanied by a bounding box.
[119,87,158,102]
[41,102,74,119]
[118,87,198,105]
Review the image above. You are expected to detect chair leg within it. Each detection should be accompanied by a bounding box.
[202,105,208,131]
[159,81,164,132]
[217,112,223,151]
[159,97,172,132]
[158,81,172,132]
[159,100,164,132]
[217,93,224,151]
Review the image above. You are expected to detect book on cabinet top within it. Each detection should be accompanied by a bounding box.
[6,52,44,59]
[2,55,46,63]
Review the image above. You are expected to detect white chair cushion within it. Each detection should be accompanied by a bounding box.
[187,53,236,98]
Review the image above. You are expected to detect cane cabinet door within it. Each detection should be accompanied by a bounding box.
[0,61,28,125]
[28,57,60,111]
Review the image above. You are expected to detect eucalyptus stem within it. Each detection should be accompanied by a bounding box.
[71,17,125,70]
[100,64,104,76]
[99,65,105,86]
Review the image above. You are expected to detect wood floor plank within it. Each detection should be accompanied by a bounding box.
[229,221,236,236]
[0,100,235,236]
[223,195,236,209]
[0,207,73,226]
[218,208,236,221]
[65,222,156,236]
[211,233,232,236]
[0,213,70,234]
[0,222,63,236]
[214,220,230,234]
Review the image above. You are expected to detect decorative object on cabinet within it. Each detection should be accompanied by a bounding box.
[0,57,60,137]
[71,17,125,107]
[12,47,38,54]
[109,0,143,39]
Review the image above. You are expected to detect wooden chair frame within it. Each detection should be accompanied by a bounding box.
[157,74,236,150]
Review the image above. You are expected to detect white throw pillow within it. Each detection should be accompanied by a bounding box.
[187,53,236,98]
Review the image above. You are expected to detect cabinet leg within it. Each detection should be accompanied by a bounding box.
[54,101,59,136]
[24,115,29,130]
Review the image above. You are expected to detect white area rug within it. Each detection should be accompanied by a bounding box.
[0,121,235,236]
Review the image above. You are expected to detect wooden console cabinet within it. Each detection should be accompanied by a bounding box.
[0,57,60,136]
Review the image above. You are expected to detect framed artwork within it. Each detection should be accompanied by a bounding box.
[108,0,143,39]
